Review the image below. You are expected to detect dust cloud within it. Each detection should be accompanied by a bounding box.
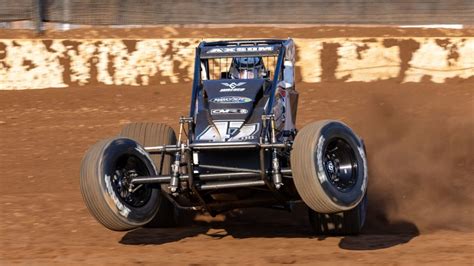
[362,85,473,233]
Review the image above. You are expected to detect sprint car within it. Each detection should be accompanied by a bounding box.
[80,39,368,235]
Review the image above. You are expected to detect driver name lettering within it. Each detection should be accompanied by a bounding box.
[207,46,274,54]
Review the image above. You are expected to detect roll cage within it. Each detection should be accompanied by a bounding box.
[189,39,295,123]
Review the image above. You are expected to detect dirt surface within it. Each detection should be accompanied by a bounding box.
[1,25,473,39]
[0,79,473,264]
[1,25,473,264]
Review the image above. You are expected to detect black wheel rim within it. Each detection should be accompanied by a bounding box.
[322,138,358,192]
[111,155,153,208]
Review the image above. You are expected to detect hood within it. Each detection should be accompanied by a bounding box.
[194,79,266,143]
[204,79,264,121]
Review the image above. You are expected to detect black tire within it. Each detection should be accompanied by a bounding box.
[80,138,161,231]
[120,122,187,227]
[308,194,368,235]
[291,120,368,213]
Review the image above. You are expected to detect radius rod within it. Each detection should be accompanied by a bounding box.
[131,169,292,185]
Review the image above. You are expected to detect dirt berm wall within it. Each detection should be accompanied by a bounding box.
[0,27,473,90]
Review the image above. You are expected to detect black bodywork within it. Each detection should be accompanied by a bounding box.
[132,39,300,215]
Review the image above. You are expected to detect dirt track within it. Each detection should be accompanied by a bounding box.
[1,26,473,264]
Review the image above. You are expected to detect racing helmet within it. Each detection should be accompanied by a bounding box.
[229,57,266,79]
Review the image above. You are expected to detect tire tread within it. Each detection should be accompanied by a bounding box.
[119,122,179,227]
[81,138,140,231]
[291,120,341,213]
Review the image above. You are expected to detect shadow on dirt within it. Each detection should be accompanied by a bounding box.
[119,204,419,250]
[335,193,420,250]
[338,214,419,250]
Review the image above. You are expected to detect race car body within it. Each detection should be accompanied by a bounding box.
[80,39,369,235]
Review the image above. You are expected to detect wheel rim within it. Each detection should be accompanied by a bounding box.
[111,155,153,208]
[322,138,358,192]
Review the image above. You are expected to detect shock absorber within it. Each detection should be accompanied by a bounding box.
[169,151,181,193]
[169,118,185,193]
[267,115,283,189]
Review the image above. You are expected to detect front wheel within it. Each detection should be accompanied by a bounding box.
[291,120,368,214]
[119,122,192,227]
[80,138,161,231]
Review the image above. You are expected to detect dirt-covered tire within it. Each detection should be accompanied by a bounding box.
[291,120,368,213]
[80,138,161,231]
[120,123,176,173]
[308,194,367,235]
[120,122,187,227]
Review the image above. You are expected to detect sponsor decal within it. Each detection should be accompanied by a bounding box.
[207,46,274,54]
[211,109,248,115]
[237,135,256,141]
[104,174,131,218]
[220,82,246,92]
[209,96,252,104]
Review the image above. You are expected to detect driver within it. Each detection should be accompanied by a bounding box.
[229,57,266,79]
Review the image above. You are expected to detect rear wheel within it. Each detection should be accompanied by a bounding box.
[120,122,191,227]
[120,123,176,175]
[308,194,367,235]
[291,120,368,216]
